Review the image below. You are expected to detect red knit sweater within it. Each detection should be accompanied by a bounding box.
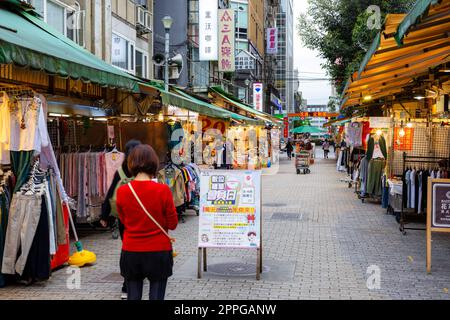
[116,180,178,252]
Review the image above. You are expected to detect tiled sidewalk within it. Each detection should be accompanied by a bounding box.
[1,152,450,300]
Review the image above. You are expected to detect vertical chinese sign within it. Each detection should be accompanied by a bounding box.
[266,28,278,55]
[199,0,218,61]
[218,9,235,72]
[198,170,261,248]
[253,83,263,112]
[284,117,289,138]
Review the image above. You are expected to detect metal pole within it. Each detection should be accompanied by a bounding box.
[165,28,170,92]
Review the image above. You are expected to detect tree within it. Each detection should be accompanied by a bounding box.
[297,0,415,95]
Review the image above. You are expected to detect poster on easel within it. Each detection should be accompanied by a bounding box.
[198,170,262,249]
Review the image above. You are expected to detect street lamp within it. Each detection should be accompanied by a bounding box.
[245,79,251,104]
[162,16,173,92]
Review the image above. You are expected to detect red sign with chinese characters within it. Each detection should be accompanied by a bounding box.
[284,117,289,138]
[218,9,235,72]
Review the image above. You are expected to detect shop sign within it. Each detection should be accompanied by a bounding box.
[200,116,228,135]
[427,179,450,273]
[253,83,263,112]
[284,117,289,138]
[198,170,261,248]
[266,28,278,55]
[369,117,391,128]
[431,182,450,228]
[288,112,339,118]
[199,0,218,61]
[218,9,235,72]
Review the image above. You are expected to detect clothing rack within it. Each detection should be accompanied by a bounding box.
[399,152,450,235]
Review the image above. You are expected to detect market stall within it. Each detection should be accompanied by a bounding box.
[337,0,450,234]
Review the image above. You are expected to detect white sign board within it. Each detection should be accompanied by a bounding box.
[369,117,391,128]
[266,28,278,55]
[198,170,261,249]
[199,0,218,61]
[253,83,263,112]
[218,9,235,72]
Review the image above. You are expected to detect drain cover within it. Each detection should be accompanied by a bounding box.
[208,263,270,276]
[270,212,302,221]
[263,203,287,208]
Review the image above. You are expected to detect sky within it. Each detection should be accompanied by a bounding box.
[293,0,332,106]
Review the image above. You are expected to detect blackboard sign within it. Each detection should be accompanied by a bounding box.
[427,179,450,273]
[432,183,450,228]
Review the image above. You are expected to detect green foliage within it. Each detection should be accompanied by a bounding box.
[297,0,415,95]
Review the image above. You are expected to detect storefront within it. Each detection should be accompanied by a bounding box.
[336,0,450,233]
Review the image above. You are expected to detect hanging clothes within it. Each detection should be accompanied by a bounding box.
[105,151,125,190]
[157,165,185,208]
[359,156,369,195]
[0,93,11,165]
[366,159,386,197]
[60,151,109,219]
[0,171,14,288]
[346,122,363,147]
[8,96,49,153]
[366,134,387,161]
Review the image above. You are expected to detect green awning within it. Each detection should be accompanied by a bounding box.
[394,0,440,45]
[209,86,278,123]
[140,83,234,119]
[357,32,381,78]
[290,126,325,134]
[172,88,262,124]
[0,6,139,91]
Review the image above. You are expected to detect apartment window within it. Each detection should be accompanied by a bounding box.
[112,33,136,73]
[47,1,65,34]
[133,0,147,7]
[29,0,85,47]
[135,49,149,79]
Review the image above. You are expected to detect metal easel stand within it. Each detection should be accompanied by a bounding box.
[399,152,450,235]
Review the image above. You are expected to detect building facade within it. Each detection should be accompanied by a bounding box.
[27,0,154,80]
[275,0,293,115]
[230,0,265,104]
[263,0,281,115]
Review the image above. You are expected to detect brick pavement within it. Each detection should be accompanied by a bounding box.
[1,151,450,300]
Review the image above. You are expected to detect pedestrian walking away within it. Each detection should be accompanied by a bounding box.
[286,140,294,160]
[116,144,178,301]
[323,140,330,159]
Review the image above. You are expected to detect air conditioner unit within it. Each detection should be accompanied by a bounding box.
[136,6,146,27]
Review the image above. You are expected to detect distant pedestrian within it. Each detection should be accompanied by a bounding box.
[286,140,294,160]
[323,140,330,159]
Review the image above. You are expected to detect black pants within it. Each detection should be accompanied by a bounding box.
[127,278,168,300]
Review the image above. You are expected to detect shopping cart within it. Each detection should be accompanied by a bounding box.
[295,150,311,174]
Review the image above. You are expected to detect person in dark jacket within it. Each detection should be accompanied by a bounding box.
[286,141,294,160]
[100,139,141,299]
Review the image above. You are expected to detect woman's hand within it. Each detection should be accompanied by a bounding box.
[100,219,108,228]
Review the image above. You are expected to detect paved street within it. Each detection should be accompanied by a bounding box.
[1,151,450,300]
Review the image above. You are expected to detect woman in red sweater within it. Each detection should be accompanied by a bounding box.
[116,144,178,300]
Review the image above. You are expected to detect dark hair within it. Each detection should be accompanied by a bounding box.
[128,144,160,177]
[125,139,142,158]
[248,232,257,237]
